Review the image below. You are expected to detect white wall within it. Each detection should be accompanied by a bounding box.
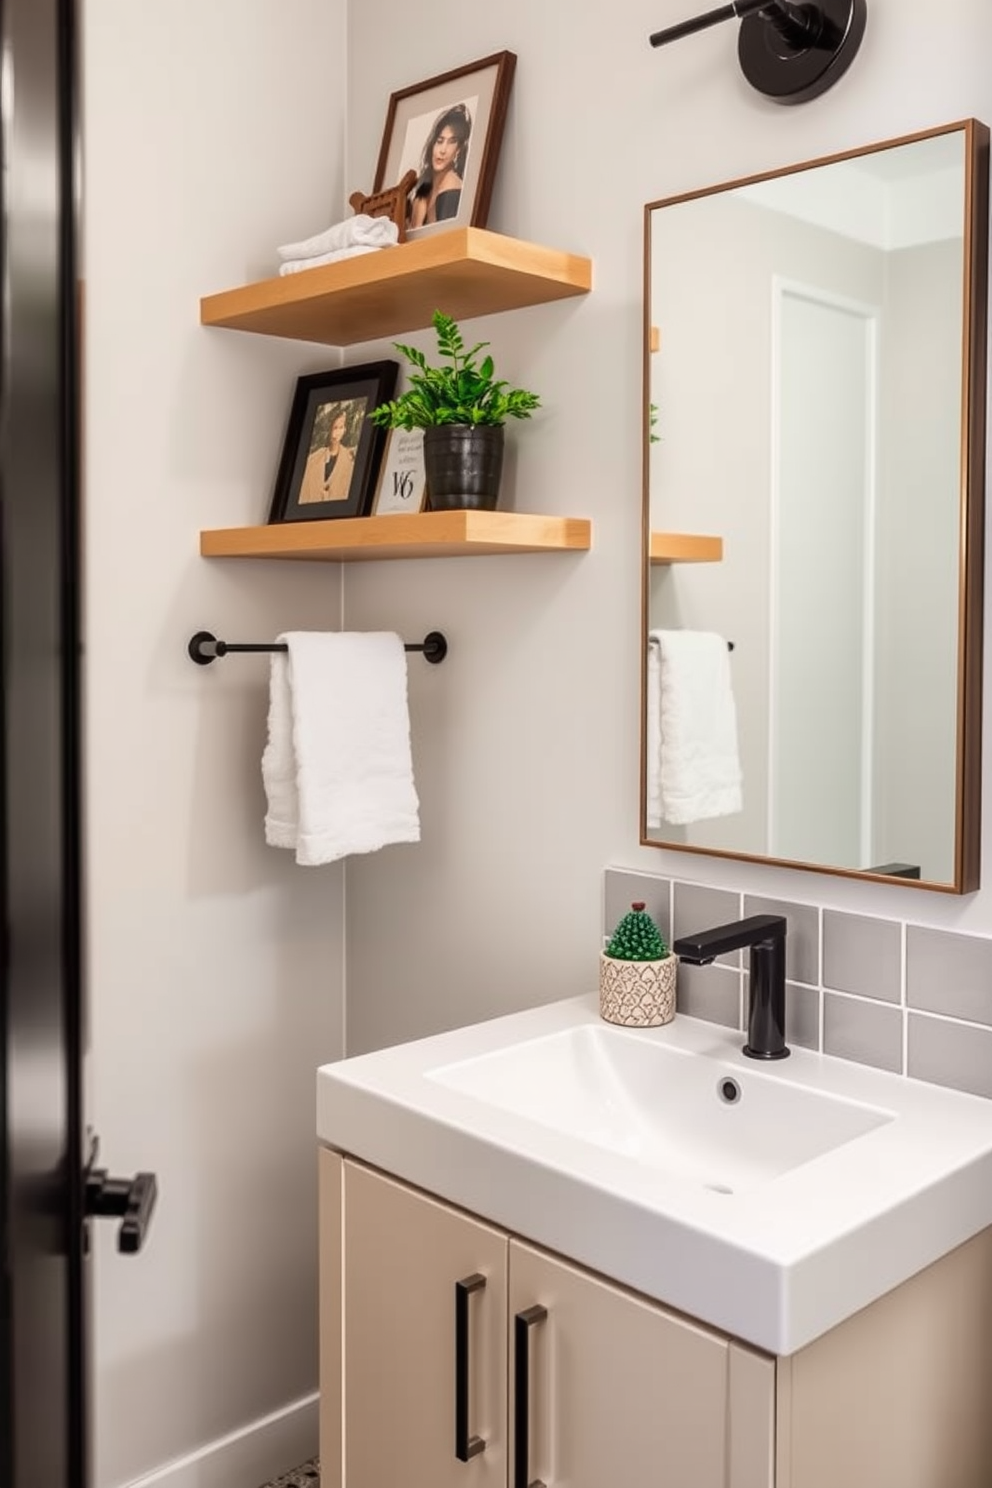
[343,0,992,1061]
[874,238,964,878]
[83,3,348,1485]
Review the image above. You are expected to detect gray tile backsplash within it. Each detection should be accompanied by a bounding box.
[603,867,992,1100]
[676,965,742,1029]
[823,993,902,1074]
[907,925,992,1027]
[605,871,671,945]
[907,1014,992,1100]
[823,911,902,1003]
[743,895,820,985]
[784,980,820,1050]
[672,882,743,968]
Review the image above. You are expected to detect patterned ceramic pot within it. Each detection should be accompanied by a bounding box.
[599,952,677,1028]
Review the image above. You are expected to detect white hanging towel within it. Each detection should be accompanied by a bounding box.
[647,630,742,827]
[262,632,420,865]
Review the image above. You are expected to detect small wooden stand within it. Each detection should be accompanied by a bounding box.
[349,170,417,243]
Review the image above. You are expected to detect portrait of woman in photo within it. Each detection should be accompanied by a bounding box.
[408,102,472,228]
[298,400,363,504]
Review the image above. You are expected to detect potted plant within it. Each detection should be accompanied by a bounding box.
[600,902,677,1028]
[370,309,540,511]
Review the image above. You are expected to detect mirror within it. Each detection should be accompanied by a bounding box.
[643,120,989,893]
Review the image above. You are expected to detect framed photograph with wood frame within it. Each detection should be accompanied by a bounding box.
[267,361,398,523]
[372,52,516,242]
[371,428,429,515]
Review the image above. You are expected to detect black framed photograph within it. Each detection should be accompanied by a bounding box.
[372,52,516,242]
[267,361,398,523]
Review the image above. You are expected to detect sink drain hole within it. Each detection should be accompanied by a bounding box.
[718,1077,742,1105]
[704,1182,735,1195]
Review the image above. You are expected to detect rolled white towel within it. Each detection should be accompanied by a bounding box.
[278,244,382,277]
[277,213,399,263]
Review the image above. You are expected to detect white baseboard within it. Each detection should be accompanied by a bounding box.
[122,1392,319,1488]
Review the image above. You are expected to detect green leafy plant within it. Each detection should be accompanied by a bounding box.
[370,310,541,430]
[605,902,669,962]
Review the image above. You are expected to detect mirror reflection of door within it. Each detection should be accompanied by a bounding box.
[644,122,984,890]
[771,284,877,868]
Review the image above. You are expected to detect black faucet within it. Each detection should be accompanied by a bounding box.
[672,914,789,1060]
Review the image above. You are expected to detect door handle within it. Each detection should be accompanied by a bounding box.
[85,1166,158,1253]
[455,1273,487,1461]
[514,1304,548,1488]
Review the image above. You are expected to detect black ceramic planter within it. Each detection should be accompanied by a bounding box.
[423,424,505,511]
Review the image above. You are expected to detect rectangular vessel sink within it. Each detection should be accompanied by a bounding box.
[429,1024,893,1194]
[317,995,992,1355]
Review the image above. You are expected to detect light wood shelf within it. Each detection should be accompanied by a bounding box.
[200,510,593,562]
[650,532,724,564]
[200,229,592,346]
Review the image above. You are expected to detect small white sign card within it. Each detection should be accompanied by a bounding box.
[372,428,428,515]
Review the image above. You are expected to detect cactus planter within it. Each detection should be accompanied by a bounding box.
[600,901,677,1028]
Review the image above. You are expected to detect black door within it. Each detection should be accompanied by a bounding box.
[0,0,86,1481]
[0,3,156,1484]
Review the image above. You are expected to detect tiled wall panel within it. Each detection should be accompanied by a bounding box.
[605,868,992,1099]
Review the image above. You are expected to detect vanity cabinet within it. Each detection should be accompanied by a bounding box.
[320,1146,992,1487]
[332,1158,509,1488]
[506,1239,770,1488]
[319,1151,775,1488]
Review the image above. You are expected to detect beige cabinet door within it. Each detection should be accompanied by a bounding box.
[509,1239,764,1488]
[342,1161,509,1488]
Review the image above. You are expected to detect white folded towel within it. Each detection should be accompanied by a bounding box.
[262,632,420,866]
[647,630,742,827]
[276,213,399,263]
[278,244,381,277]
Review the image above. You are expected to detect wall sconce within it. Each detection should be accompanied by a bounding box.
[649,0,867,104]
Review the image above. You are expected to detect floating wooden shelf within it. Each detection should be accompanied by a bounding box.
[650,532,724,564]
[200,511,593,562]
[200,229,593,347]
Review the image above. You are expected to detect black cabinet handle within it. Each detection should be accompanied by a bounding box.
[455,1273,487,1461]
[514,1305,548,1488]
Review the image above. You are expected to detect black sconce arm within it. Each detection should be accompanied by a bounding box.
[648,0,867,104]
[650,0,812,49]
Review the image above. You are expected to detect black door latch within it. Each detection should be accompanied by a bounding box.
[84,1138,158,1254]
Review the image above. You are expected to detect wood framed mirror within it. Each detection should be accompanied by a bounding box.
[642,119,989,893]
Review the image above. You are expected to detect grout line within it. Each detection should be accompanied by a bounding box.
[909,1006,992,1035]
[821,985,902,1010]
[900,920,909,1076]
[817,906,825,1053]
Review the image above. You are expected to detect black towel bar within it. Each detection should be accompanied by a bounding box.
[188,630,448,666]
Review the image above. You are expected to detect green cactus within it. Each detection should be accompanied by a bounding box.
[605,902,669,962]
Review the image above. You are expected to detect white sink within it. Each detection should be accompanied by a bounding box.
[317,995,992,1355]
[429,1023,893,1194]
